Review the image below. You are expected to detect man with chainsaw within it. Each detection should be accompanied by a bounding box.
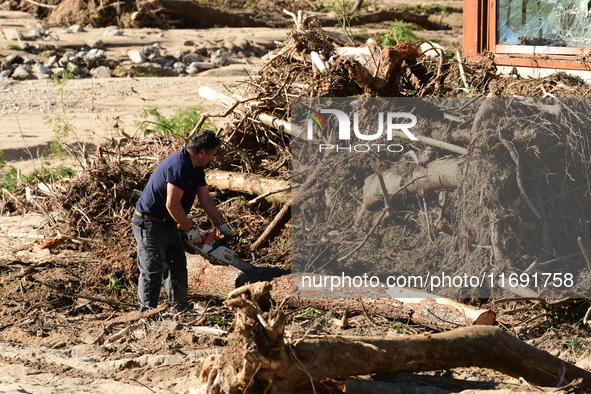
[132,130,233,313]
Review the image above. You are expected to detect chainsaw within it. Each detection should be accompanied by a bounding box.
[183,232,256,273]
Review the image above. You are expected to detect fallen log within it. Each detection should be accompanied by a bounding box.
[186,257,494,331]
[251,203,291,249]
[363,157,467,210]
[194,282,591,393]
[319,10,451,31]
[145,0,267,27]
[206,170,290,205]
[140,0,449,30]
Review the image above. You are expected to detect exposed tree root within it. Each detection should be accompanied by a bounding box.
[195,282,591,393]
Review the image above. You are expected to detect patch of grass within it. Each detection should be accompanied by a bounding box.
[1,165,76,192]
[0,150,5,168]
[140,105,212,138]
[6,44,23,51]
[381,21,418,47]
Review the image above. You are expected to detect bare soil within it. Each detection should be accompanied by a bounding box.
[2,3,591,394]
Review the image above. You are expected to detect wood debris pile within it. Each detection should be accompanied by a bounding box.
[209,15,591,300]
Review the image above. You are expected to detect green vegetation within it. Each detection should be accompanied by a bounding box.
[1,165,76,192]
[330,0,360,45]
[45,115,75,157]
[381,21,418,47]
[6,44,23,51]
[104,272,125,294]
[140,105,212,138]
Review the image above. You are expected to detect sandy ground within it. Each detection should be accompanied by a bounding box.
[0,4,467,393]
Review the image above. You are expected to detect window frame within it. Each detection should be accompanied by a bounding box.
[463,0,591,70]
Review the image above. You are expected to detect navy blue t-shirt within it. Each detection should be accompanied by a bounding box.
[136,147,207,221]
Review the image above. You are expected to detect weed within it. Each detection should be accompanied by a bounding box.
[6,44,23,51]
[0,167,19,191]
[140,105,211,138]
[389,321,416,335]
[381,21,418,47]
[207,316,224,326]
[567,337,589,356]
[0,165,76,192]
[45,115,74,157]
[0,150,5,168]
[330,0,360,45]
[104,272,125,294]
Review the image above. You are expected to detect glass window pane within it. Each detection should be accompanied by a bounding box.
[497,0,591,47]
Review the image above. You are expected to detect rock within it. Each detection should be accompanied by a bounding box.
[103,26,123,37]
[44,56,58,68]
[185,65,199,75]
[3,28,24,41]
[84,49,106,68]
[142,44,160,58]
[183,54,200,64]
[234,38,250,51]
[24,27,46,39]
[7,55,25,65]
[12,65,32,80]
[86,39,105,49]
[211,50,227,67]
[184,40,195,46]
[51,67,65,75]
[69,25,85,33]
[128,50,147,64]
[0,72,10,80]
[173,62,186,74]
[66,62,83,76]
[32,63,51,79]
[90,66,111,78]
[50,33,60,41]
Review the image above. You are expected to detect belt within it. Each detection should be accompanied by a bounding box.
[135,209,167,224]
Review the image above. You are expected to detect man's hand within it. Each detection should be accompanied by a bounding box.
[186,226,202,244]
[218,223,234,239]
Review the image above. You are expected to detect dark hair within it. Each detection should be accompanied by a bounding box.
[186,130,221,154]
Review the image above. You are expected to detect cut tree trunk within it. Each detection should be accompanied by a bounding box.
[363,157,466,209]
[195,282,591,393]
[206,170,290,205]
[186,258,495,331]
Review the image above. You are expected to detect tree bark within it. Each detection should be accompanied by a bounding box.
[196,282,591,394]
[363,158,466,209]
[146,0,268,27]
[186,259,495,331]
[206,170,290,205]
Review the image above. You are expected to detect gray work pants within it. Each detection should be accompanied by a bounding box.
[132,214,188,312]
